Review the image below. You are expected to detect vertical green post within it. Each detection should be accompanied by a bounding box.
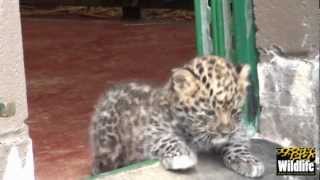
[194,0,212,56]
[211,0,225,57]
[194,0,205,55]
[210,0,233,59]
[232,0,260,133]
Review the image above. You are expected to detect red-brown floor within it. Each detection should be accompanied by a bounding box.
[22,17,195,180]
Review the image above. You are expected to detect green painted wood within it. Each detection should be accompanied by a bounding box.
[211,0,225,57]
[194,0,203,55]
[211,0,233,59]
[194,0,205,55]
[232,0,260,133]
[194,0,212,55]
[221,0,233,60]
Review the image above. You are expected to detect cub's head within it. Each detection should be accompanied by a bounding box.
[169,56,250,137]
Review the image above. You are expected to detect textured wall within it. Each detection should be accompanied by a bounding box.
[0,0,28,135]
[254,0,319,54]
[258,54,319,147]
[0,0,33,179]
[254,0,319,147]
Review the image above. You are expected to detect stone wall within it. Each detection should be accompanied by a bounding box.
[257,53,319,147]
[254,0,319,148]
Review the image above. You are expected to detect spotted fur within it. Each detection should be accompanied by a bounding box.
[89,55,264,178]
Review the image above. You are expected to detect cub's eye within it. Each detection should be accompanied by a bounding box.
[231,109,239,115]
[204,110,215,116]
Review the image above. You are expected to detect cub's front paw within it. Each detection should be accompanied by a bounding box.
[161,153,197,170]
[224,156,264,178]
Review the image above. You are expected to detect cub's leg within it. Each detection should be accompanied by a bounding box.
[146,130,197,170]
[90,128,123,175]
[220,132,264,178]
[90,110,125,175]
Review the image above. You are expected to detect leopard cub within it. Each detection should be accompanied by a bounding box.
[89,55,264,178]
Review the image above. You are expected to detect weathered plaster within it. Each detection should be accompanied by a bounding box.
[254,0,319,54]
[0,0,33,179]
[258,52,319,147]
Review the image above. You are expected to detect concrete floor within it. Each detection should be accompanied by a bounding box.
[22,17,195,180]
[94,139,317,180]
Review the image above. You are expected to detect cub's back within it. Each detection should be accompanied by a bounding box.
[91,82,154,139]
[89,82,155,173]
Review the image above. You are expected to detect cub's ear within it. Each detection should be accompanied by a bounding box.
[237,64,251,93]
[171,68,198,96]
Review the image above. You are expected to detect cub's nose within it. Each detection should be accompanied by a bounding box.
[217,124,235,135]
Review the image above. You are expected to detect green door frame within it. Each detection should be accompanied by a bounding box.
[194,0,260,134]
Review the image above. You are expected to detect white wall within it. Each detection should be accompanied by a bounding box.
[0,0,34,179]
